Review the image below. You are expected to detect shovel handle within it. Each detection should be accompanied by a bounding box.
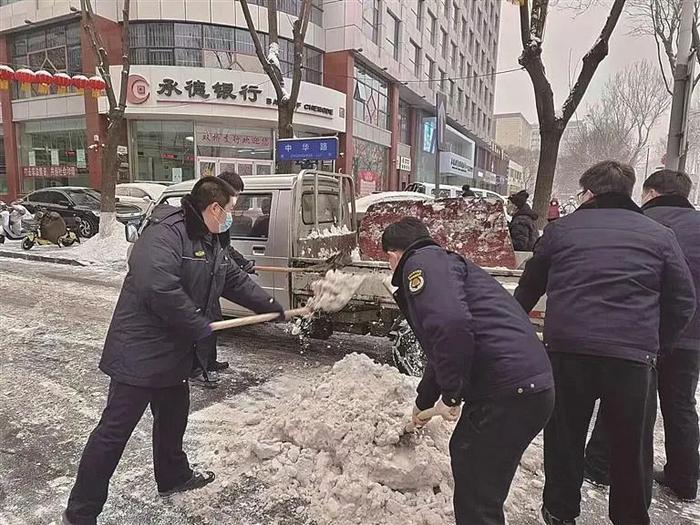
[404,406,441,433]
[254,265,320,273]
[210,307,310,331]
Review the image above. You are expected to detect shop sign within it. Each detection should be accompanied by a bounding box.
[23,166,78,178]
[198,130,272,148]
[276,137,338,161]
[399,156,412,172]
[154,77,334,117]
[358,170,378,197]
[439,152,473,177]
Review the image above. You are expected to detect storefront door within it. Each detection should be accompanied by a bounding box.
[197,157,273,178]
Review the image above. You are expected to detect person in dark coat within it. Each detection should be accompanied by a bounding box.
[515,160,696,525]
[383,217,554,525]
[62,177,284,525]
[190,171,257,388]
[508,190,539,251]
[584,169,700,502]
[461,184,476,197]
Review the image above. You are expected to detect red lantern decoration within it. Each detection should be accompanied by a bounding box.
[0,65,14,91]
[14,68,35,93]
[71,74,89,94]
[88,75,106,98]
[34,69,53,95]
[53,72,72,94]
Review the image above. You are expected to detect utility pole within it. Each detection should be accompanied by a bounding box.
[665,0,696,172]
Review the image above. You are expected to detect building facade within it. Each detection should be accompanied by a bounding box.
[0,0,503,201]
[494,112,533,151]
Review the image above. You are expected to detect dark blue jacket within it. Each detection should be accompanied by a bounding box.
[515,193,696,364]
[643,194,700,352]
[392,238,553,409]
[100,198,283,388]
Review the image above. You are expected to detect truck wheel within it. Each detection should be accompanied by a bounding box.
[389,318,426,377]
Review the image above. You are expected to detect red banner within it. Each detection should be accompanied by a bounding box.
[23,166,78,178]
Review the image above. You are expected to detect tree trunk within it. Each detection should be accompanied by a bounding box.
[276,101,295,173]
[532,128,563,229]
[99,117,123,236]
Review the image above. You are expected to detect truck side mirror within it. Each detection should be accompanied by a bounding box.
[125,223,139,243]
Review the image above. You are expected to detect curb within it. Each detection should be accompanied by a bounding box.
[0,249,85,267]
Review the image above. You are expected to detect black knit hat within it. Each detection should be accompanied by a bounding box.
[508,190,529,208]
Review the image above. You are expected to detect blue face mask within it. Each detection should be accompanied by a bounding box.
[219,211,233,233]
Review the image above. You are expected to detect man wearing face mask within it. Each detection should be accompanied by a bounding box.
[382,217,554,525]
[62,177,284,525]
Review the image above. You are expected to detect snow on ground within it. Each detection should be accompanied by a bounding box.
[72,232,129,270]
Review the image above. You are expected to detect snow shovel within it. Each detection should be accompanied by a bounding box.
[253,250,352,274]
[404,406,441,433]
[210,307,310,332]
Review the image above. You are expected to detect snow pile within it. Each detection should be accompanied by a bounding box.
[307,270,366,313]
[304,225,352,239]
[73,233,129,270]
[187,354,456,525]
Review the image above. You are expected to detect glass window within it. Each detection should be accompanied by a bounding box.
[440,29,448,58]
[174,23,202,48]
[149,49,174,66]
[353,63,389,129]
[17,118,89,193]
[301,192,339,226]
[398,102,410,144]
[439,69,445,91]
[386,12,400,60]
[460,53,465,76]
[410,41,420,77]
[148,22,174,47]
[10,22,82,99]
[131,120,195,183]
[416,0,424,29]
[353,139,387,196]
[426,56,435,86]
[427,11,437,46]
[362,0,380,44]
[451,42,457,68]
[175,48,201,67]
[231,192,273,238]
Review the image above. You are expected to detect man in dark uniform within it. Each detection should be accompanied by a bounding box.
[584,169,700,502]
[62,177,284,525]
[383,217,554,525]
[190,171,257,387]
[515,161,696,525]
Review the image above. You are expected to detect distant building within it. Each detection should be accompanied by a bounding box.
[507,160,526,195]
[494,113,533,150]
[531,120,586,152]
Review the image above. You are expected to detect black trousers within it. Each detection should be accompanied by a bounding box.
[544,353,656,525]
[193,333,217,376]
[450,388,554,525]
[65,380,193,525]
[586,348,700,499]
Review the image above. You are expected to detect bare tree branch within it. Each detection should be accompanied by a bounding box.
[290,0,313,106]
[117,0,131,114]
[561,0,626,123]
[239,0,285,99]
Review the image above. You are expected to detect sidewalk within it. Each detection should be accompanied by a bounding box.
[0,241,85,266]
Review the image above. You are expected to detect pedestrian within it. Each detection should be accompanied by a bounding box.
[514,160,696,525]
[507,190,539,251]
[189,171,258,388]
[547,198,561,222]
[461,184,475,197]
[62,176,284,525]
[584,169,700,502]
[383,217,554,525]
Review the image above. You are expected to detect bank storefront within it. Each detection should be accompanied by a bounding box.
[107,66,346,182]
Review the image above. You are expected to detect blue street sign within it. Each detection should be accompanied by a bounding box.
[276,136,338,161]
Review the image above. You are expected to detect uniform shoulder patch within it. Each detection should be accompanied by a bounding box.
[407,269,425,294]
[194,250,206,257]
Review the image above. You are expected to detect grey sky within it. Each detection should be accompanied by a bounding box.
[495,2,660,125]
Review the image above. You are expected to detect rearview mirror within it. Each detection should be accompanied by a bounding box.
[125,223,139,243]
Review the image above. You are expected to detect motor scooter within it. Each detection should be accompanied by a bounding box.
[21,208,80,250]
[0,201,32,243]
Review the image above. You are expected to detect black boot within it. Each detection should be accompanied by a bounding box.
[541,506,576,525]
[654,469,697,502]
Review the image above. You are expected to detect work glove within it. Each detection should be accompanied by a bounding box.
[435,398,462,422]
[411,404,433,429]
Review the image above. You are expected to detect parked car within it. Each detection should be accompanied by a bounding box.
[21,187,143,238]
[115,183,165,215]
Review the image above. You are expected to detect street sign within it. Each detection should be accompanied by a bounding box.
[276,136,338,161]
[436,92,447,151]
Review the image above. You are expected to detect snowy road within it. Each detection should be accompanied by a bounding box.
[0,258,698,525]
